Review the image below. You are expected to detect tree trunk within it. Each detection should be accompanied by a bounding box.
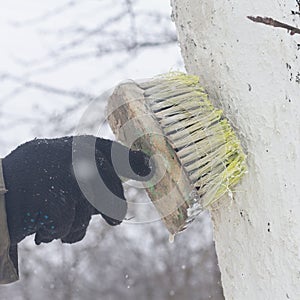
[171,0,300,299]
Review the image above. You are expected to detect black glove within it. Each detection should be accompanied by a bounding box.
[2,135,153,247]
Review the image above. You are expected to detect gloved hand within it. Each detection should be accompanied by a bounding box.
[2,135,153,247]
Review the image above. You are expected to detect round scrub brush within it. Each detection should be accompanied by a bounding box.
[107,72,247,235]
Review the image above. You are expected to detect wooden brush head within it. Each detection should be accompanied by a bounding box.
[107,73,247,234]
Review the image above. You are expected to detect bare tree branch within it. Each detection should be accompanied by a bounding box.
[1,73,95,100]
[10,0,79,27]
[247,16,300,35]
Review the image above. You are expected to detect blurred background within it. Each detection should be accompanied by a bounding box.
[0,1,223,299]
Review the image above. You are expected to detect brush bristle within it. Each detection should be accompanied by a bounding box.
[107,72,247,233]
[138,72,247,209]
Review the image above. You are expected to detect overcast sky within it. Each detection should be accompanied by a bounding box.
[0,0,183,156]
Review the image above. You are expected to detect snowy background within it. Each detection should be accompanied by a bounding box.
[0,1,223,299]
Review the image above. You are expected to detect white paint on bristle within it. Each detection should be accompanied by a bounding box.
[140,73,246,214]
[169,233,175,244]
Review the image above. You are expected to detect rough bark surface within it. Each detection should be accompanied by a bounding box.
[171,0,300,299]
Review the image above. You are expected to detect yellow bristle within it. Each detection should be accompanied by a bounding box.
[141,72,247,208]
[107,71,247,234]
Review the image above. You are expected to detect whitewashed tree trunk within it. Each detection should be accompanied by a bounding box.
[171,0,300,299]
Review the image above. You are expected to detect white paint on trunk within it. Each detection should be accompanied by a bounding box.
[171,0,300,299]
